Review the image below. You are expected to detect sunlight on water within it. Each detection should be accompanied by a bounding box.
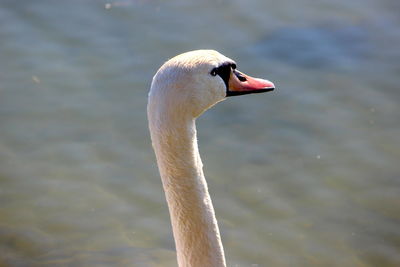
[0,0,399,266]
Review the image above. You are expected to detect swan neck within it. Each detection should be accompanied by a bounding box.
[149,115,226,267]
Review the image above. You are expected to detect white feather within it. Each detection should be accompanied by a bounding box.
[148,50,234,267]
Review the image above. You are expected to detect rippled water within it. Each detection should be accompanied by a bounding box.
[1,0,399,266]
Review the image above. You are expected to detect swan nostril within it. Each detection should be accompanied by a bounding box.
[234,70,247,82]
[238,75,247,82]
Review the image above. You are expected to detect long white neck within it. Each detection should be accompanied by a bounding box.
[148,107,226,267]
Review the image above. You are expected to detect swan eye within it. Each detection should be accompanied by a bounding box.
[231,63,237,70]
[210,68,217,76]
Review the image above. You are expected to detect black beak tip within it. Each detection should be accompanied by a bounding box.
[226,87,275,97]
[257,87,275,93]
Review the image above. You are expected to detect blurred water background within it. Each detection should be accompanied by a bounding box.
[1,0,399,266]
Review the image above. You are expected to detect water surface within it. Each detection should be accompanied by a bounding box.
[1,0,400,266]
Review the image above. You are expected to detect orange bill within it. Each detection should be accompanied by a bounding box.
[227,69,275,96]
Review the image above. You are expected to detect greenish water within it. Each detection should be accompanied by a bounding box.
[1,0,399,266]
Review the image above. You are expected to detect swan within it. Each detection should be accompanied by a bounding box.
[147,50,275,267]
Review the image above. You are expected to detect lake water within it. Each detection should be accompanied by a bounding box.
[1,0,399,266]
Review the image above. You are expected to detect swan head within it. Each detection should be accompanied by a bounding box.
[148,50,275,119]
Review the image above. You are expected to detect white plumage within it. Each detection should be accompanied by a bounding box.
[148,50,274,267]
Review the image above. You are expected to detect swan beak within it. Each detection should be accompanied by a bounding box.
[227,70,275,97]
